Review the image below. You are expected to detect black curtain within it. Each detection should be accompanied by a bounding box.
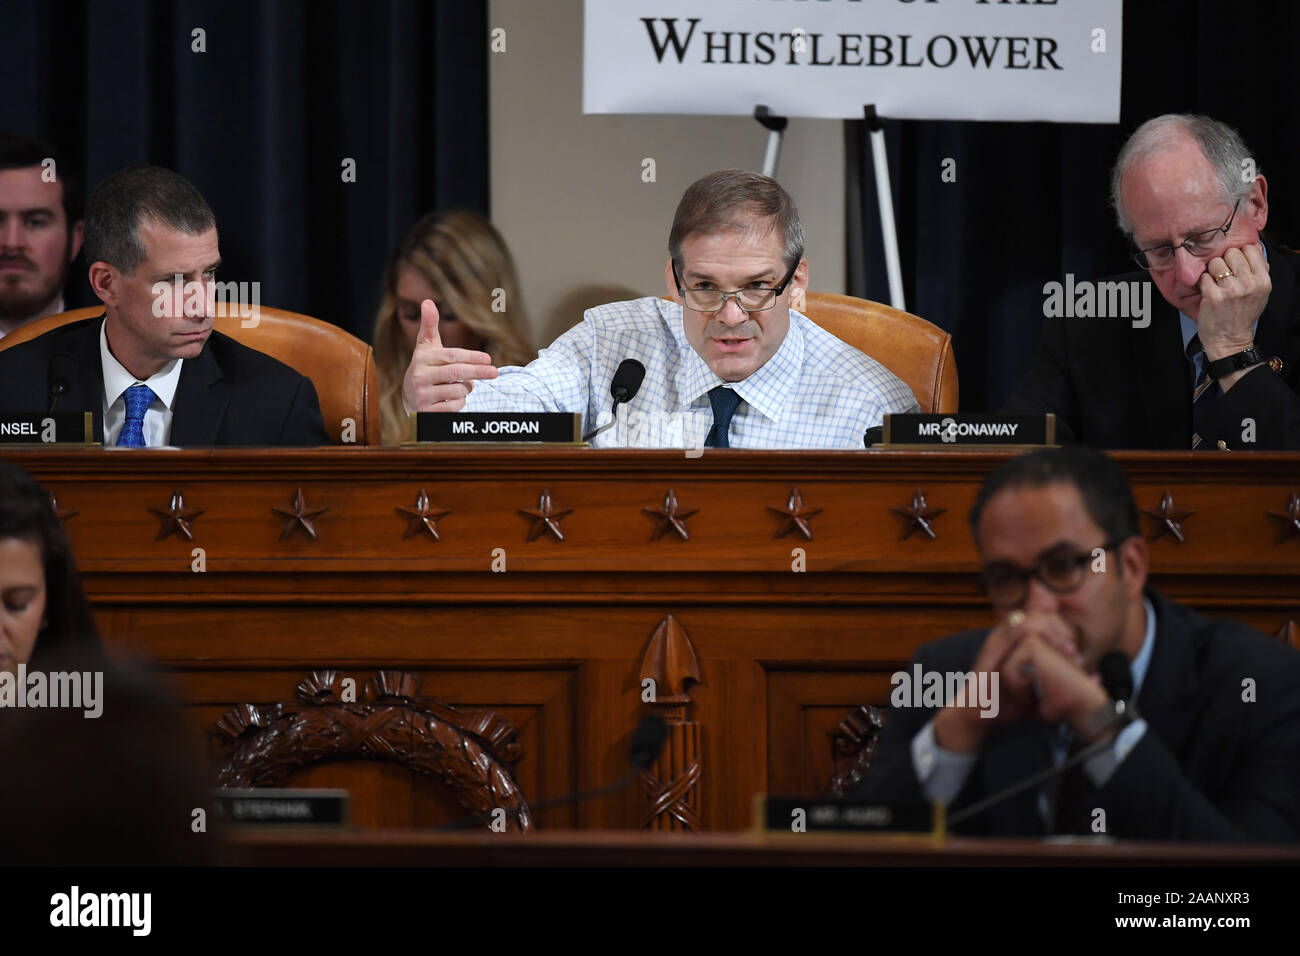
[1,0,487,340]
[848,0,1300,413]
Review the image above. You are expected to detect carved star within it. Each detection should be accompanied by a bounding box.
[149,490,204,541]
[768,487,822,540]
[890,489,945,541]
[643,488,698,541]
[519,489,572,542]
[1267,492,1300,544]
[49,491,78,523]
[1141,490,1194,544]
[397,488,452,541]
[273,488,328,541]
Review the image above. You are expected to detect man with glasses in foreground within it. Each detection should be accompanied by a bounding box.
[402,169,918,447]
[855,447,1300,840]
[1006,114,1300,449]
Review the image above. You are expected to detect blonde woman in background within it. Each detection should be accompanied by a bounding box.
[372,209,535,444]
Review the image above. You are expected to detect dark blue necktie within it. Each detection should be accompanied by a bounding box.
[116,384,157,447]
[704,385,742,448]
[1186,334,1220,449]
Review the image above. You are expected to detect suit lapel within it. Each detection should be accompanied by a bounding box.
[1131,287,1191,447]
[55,316,108,443]
[169,339,227,446]
[1133,591,1199,761]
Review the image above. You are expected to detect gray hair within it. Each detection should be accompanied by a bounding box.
[1110,114,1258,236]
[84,165,215,273]
[669,169,805,272]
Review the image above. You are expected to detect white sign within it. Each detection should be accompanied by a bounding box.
[584,0,1122,123]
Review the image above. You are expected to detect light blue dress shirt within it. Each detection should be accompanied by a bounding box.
[462,297,919,448]
[911,599,1155,806]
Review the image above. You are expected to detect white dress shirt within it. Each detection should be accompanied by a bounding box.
[100,319,183,447]
[462,297,919,448]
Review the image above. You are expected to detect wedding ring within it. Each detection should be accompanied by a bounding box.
[1214,270,1233,281]
[1007,610,1026,628]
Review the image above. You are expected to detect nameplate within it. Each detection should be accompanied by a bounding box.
[409,412,582,444]
[0,412,97,445]
[212,788,348,826]
[760,796,938,834]
[882,413,1055,449]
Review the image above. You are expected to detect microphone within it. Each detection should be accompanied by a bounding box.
[863,425,883,448]
[47,353,76,414]
[434,714,667,831]
[946,650,1136,828]
[582,359,646,442]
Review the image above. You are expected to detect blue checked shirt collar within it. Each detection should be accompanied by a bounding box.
[673,303,804,423]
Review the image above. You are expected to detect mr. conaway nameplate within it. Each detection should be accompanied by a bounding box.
[409,412,582,444]
[0,412,97,445]
[882,414,1055,449]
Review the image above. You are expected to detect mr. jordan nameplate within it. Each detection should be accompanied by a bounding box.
[0,412,97,445]
[882,414,1055,449]
[411,412,582,444]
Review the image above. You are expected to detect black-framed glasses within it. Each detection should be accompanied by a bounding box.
[978,539,1125,608]
[1132,198,1240,271]
[672,259,800,313]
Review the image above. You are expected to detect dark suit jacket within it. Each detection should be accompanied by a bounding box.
[853,589,1300,841]
[1003,246,1300,450]
[0,315,328,446]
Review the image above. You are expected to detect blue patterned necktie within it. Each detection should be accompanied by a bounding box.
[704,385,743,448]
[116,384,157,447]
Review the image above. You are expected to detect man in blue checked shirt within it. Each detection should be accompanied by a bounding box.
[401,169,918,448]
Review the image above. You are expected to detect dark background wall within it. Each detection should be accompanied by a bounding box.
[1,0,487,340]
[4,0,1295,411]
[850,0,1300,412]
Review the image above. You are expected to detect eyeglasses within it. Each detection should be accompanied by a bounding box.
[1132,198,1240,271]
[978,539,1125,609]
[672,259,800,313]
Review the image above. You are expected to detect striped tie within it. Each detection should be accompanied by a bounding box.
[116,384,157,447]
[1187,335,1220,450]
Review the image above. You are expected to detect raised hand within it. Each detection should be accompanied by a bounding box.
[402,299,499,413]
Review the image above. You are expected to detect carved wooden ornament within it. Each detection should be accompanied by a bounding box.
[273,488,328,541]
[644,489,697,541]
[216,670,532,832]
[519,488,572,542]
[397,488,452,540]
[637,615,703,831]
[1268,492,1300,544]
[891,489,945,541]
[1141,489,1194,544]
[149,489,203,541]
[768,487,822,540]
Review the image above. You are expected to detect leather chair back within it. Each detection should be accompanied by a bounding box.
[799,291,958,414]
[0,305,381,445]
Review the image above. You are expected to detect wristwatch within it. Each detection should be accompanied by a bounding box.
[1206,347,1265,380]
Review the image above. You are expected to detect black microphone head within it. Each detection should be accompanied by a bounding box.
[863,425,884,448]
[610,359,646,404]
[628,714,667,770]
[48,352,76,396]
[1098,651,1133,702]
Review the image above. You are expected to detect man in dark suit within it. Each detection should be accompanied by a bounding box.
[1005,115,1300,450]
[855,448,1300,841]
[0,165,326,446]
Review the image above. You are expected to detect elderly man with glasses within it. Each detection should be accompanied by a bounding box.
[1006,114,1300,450]
[401,169,918,448]
[854,447,1300,841]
